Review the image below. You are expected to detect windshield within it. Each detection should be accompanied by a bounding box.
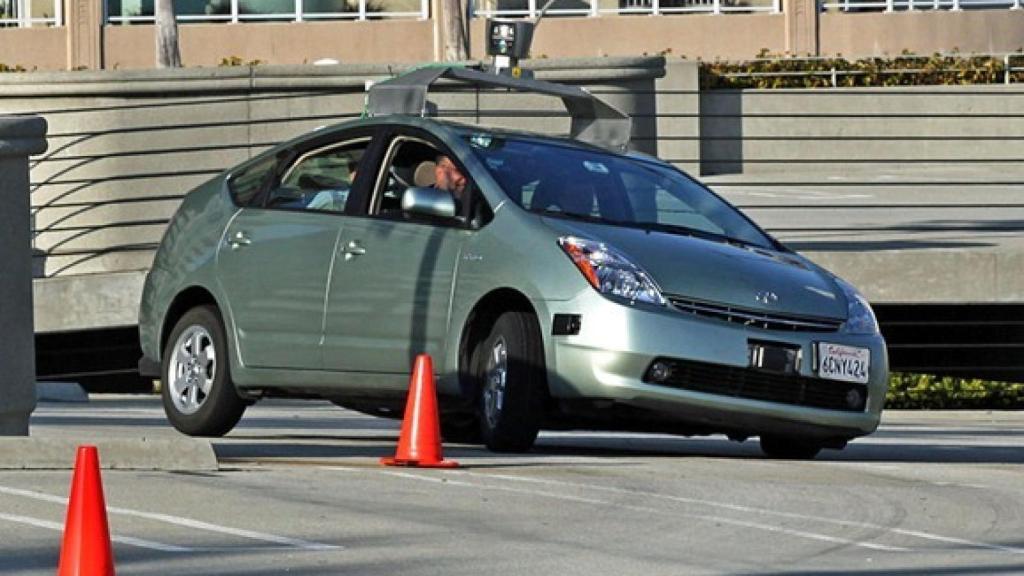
[466,135,775,250]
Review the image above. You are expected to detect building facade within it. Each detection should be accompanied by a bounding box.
[1,1,1023,72]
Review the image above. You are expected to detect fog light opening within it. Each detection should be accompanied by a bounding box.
[647,361,673,384]
[845,388,864,410]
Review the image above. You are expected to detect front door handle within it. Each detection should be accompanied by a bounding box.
[227,230,251,250]
[342,240,366,261]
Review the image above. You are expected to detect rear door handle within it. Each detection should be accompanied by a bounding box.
[227,230,251,250]
[342,240,366,260]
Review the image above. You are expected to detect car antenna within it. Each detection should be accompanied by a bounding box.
[485,0,558,79]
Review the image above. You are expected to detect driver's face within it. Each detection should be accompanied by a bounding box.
[435,156,467,198]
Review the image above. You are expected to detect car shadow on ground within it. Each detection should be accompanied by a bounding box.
[823,441,1024,464]
[212,439,650,470]
[525,432,1024,465]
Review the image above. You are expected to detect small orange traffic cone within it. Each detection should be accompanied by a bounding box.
[58,446,115,576]
[381,354,459,468]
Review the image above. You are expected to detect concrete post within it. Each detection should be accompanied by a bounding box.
[66,0,103,70]
[0,116,47,436]
[784,0,820,56]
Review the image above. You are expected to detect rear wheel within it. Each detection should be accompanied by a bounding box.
[162,305,246,437]
[759,435,823,460]
[475,311,545,452]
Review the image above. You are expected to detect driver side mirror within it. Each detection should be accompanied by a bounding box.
[401,186,456,219]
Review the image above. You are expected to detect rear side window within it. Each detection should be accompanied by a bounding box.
[266,139,370,213]
[228,155,276,207]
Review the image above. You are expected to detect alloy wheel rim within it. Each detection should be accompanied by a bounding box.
[168,325,216,415]
[483,337,508,429]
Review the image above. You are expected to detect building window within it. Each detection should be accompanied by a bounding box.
[470,0,780,15]
[819,0,1021,11]
[105,0,429,23]
[0,0,62,27]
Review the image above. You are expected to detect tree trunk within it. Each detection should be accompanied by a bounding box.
[442,0,468,61]
[155,0,182,68]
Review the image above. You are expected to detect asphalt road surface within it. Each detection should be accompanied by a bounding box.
[2,396,1023,575]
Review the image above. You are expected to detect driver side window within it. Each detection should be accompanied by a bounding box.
[372,138,454,218]
[372,136,492,228]
[265,138,370,213]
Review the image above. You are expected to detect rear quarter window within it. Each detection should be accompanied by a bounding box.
[228,156,277,207]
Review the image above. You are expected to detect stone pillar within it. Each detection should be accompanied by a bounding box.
[66,0,104,70]
[0,116,48,436]
[785,0,820,57]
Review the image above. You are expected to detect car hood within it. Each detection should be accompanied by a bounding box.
[542,217,847,320]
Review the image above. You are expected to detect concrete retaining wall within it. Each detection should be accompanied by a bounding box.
[700,85,1024,175]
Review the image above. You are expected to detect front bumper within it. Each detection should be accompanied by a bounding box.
[542,290,888,440]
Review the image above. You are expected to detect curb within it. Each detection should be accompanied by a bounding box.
[36,382,89,403]
[0,437,218,471]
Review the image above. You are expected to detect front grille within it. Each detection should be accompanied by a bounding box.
[667,295,843,333]
[645,357,868,412]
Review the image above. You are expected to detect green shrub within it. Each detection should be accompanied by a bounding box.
[885,373,1024,409]
[701,50,1024,90]
[0,63,26,73]
[218,56,264,67]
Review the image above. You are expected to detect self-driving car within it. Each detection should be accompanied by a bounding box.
[139,67,887,459]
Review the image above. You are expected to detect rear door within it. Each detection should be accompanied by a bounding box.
[216,129,379,370]
[322,130,472,376]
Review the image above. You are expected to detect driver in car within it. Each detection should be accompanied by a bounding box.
[434,155,467,210]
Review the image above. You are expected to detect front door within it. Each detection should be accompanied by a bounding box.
[323,134,470,376]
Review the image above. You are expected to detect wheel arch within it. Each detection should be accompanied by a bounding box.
[160,286,223,360]
[455,288,549,406]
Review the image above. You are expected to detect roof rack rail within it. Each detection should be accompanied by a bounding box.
[366,66,632,151]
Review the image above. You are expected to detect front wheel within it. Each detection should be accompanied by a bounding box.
[759,435,823,460]
[162,305,246,437]
[475,310,546,452]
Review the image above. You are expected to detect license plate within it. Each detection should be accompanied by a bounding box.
[816,342,870,384]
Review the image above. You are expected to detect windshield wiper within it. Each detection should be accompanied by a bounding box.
[622,221,760,248]
[533,209,625,226]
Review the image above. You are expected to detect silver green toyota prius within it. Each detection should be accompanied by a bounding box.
[139,70,887,459]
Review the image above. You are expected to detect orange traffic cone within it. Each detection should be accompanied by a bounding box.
[381,354,459,468]
[58,446,115,576]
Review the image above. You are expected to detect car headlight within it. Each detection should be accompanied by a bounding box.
[837,278,879,335]
[558,236,666,306]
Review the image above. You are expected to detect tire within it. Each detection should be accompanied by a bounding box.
[475,310,546,452]
[161,305,246,437]
[759,435,823,460]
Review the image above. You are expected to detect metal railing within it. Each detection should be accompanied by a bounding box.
[820,0,1022,11]
[0,0,61,27]
[707,54,1024,87]
[470,0,780,17]
[105,0,429,23]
